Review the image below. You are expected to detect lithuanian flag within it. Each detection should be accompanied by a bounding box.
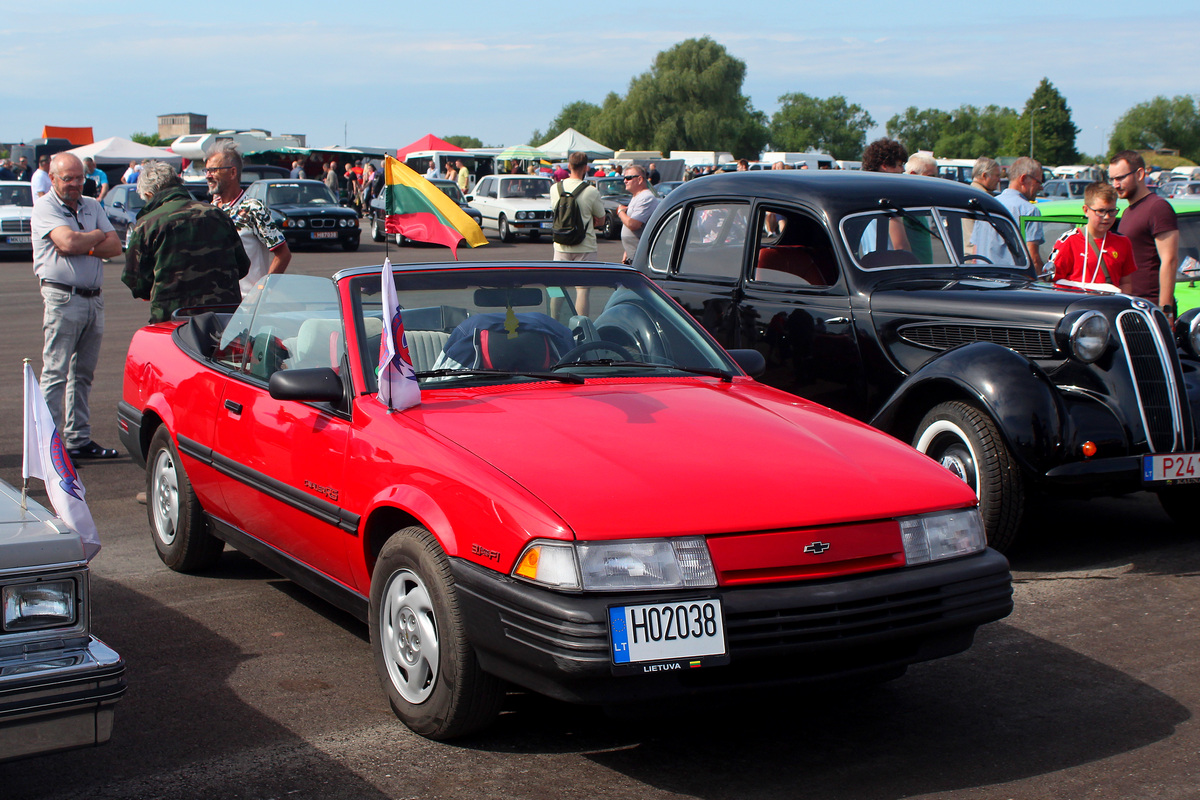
[382,155,488,258]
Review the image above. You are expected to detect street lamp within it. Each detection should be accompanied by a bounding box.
[1030,105,1047,158]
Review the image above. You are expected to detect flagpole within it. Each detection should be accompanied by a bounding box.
[21,358,31,512]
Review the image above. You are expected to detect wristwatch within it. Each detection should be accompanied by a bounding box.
[1162,303,1175,316]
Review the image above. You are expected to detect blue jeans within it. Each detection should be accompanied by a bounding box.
[40,286,104,449]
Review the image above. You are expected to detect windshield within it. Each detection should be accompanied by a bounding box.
[499,179,551,199]
[350,267,737,390]
[432,181,466,204]
[841,206,1031,271]
[0,184,33,207]
[266,183,337,207]
[594,180,630,198]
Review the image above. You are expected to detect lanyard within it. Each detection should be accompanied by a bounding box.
[1083,230,1110,285]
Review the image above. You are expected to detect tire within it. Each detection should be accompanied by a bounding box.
[341,237,360,252]
[145,427,223,572]
[529,230,542,242]
[913,401,1024,552]
[1157,486,1200,528]
[369,526,504,740]
[605,211,621,240]
[371,217,385,242]
[497,215,513,243]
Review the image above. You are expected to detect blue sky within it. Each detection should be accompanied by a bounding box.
[4,1,1197,159]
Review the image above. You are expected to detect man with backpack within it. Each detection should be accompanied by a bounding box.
[550,152,606,263]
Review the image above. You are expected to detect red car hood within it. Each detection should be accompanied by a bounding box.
[413,380,976,540]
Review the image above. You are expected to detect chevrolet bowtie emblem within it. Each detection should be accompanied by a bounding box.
[803,541,831,555]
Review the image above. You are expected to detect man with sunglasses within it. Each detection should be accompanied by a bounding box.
[1047,182,1134,293]
[617,166,660,263]
[1108,150,1178,318]
[205,141,290,296]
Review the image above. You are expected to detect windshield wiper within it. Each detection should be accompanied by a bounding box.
[415,368,584,384]
[556,359,733,383]
[878,198,935,237]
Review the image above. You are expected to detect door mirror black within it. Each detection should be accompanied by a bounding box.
[269,368,345,403]
[728,349,766,378]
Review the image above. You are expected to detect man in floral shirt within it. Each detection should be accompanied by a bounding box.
[205,141,291,296]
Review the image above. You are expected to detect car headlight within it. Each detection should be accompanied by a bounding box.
[513,537,717,591]
[516,211,526,220]
[899,508,987,565]
[2,579,77,631]
[1065,310,1110,363]
[295,219,306,228]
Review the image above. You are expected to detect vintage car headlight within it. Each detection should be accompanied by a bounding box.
[899,509,987,565]
[2,579,77,632]
[513,537,717,591]
[515,211,527,220]
[1063,311,1110,363]
[295,219,306,228]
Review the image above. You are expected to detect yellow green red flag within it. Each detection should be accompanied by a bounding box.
[382,156,487,258]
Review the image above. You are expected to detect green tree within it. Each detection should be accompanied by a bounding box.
[1109,95,1200,162]
[769,93,874,159]
[589,37,768,158]
[887,105,1020,159]
[1010,78,1080,164]
[528,100,603,146]
[131,131,169,147]
[886,107,951,153]
[443,135,483,149]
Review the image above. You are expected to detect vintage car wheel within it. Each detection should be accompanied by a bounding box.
[369,526,503,740]
[497,215,514,243]
[146,427,223,572]
[605,211,621,240]
[913,401,1024,552]
[371,217,385,242]
[1156,486,1200,528]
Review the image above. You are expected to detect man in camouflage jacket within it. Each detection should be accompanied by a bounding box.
[123,160,249,323]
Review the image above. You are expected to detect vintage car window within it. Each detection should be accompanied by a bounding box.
[749,206,840,288]
[349,267,738,390]
[475,178,494,198]
[843,209,952,268]
[500,178,551,199]
[212,274,343,381]
[674,202,750,282]
[646,208,681,273]
[939,209,1028,267]
[1177,214,1200,264]
[2,184,33,207]
[266,183,336,207]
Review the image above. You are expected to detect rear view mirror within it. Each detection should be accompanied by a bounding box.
[474,288,544,307]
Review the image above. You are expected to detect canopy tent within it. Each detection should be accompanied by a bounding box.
[396,134,465,159]
[497,144,549,161]
[538,128,614,160]
[65,137,182,166]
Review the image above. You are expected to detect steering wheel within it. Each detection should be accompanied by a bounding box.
[554,340,634,366]
[962,254,993,264]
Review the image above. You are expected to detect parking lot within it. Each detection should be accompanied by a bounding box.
[1,231,1198,799]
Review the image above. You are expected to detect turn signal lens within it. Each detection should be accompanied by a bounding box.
[1081,441,1097,457]
[512,543,579,590]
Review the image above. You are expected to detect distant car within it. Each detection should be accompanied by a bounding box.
[1169,181,1200,199]
[367,178,482,245]
[0,181,33,253]
[182,164,291,203]
[1039,179,1090,201]
[100,183,145,244]
[242,179,360,252]
[467,175,553,242]
[655,180,686,196]
[586,176,635,240]
[0,479,126,762]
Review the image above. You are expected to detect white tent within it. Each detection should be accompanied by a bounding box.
[65,137,183,166]
[538,128,614,160]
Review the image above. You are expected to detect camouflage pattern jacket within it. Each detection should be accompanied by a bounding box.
[123,184,250,323]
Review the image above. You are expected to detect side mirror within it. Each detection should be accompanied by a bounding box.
[465,194,474,202]
[113,201,124,210]
[269,367,345,403]
[727,349,766,378]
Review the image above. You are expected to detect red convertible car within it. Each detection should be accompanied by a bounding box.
[118,263,1013,739]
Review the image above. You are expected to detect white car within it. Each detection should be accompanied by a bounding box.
[467,175,553,242]
[0,181,33,253]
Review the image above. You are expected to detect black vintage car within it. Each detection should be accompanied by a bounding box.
[367,178,482,245]
[634,171,1200,550]
[242,178,361,252]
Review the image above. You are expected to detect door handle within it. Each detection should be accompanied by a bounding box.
[826,317,851,325]
[224,399,243,414]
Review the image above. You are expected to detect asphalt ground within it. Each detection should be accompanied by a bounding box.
[0,226,1198,799]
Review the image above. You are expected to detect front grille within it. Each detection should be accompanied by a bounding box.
[309,218,336,229]
[1,219,31,233]
[900,324,1056,358]
[1118,310,1179,451]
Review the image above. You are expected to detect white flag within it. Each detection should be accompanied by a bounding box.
[22,362,101,560]
[375,258,421,411]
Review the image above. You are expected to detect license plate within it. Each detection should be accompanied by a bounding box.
[1144,453,1200,484]
[312,231,337,239]
[609,598,726,672]
[7,236,30,244]
[540,222,550,228]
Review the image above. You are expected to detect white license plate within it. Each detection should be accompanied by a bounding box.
[609,599,726,667]
[7,236,30,244]
[1144,453,1200,484]
[540,222,550,228]
[312,231,337,239]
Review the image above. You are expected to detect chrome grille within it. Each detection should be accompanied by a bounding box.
[1,219,31,233]
[1117,309,1181,451]
[900,324,1056,358]
[309,218,335,228]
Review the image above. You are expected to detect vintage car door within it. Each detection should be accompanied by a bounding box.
[210,276,356,585]
[471,176,497,229]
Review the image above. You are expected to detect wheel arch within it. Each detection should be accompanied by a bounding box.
[360,488,457,579]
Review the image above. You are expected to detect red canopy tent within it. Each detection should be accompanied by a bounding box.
[396,134,464,159]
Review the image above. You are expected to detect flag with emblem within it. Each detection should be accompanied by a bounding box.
[376,258,421,411]
[22,361,101,560]
[382,155,487,258]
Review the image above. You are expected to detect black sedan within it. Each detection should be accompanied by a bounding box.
[367,178,482,245]
[634,170,1200,551]
[242,179,360,252]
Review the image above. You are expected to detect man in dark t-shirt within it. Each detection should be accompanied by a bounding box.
[1109,150,1179,318]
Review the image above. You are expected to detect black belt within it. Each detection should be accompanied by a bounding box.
[41,279,102,298]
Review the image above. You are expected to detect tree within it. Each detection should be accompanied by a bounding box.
[528,100,602,146]
[443,135,483,149]
[130,131,169,147]
[886,107,951,153]
[1010,78,1080,165]
[1109,95,1200,162]
[589,37,768,158]
[886,105,1018,158]
[769,93,874,159]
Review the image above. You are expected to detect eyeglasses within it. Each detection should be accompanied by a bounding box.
[204,166,235,175]
[1109,170,1137,182]
[1087,206,1118,217]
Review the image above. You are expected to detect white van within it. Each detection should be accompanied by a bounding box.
[759,151,836,170]
[403,151,496,191]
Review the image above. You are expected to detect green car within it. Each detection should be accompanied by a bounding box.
[1021,198,1200,314]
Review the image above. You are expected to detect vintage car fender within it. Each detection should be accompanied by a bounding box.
[870,341,1066,475]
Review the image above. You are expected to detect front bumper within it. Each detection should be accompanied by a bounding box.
[282,225,360,246]
[452,548,1013,705]
[0,636,127,762]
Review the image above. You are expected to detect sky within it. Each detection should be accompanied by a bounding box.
[4,1,1198,160]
